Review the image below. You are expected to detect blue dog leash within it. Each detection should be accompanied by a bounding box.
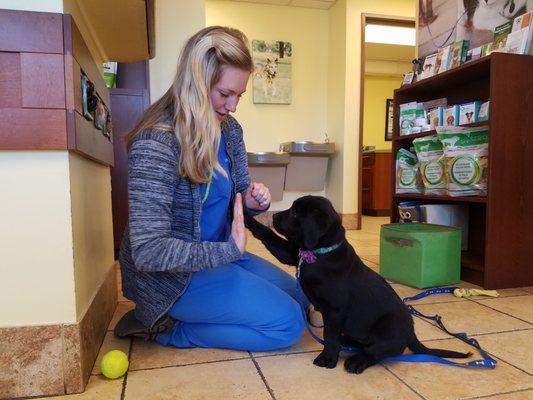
[298,249,497,369]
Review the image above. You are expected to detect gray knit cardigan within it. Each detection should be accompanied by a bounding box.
[119,116,257,328]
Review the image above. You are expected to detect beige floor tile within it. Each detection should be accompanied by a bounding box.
[385,338,533,400]
[414,300,531,335]
[475,295,533,324]
[124,359,271,400]
[478,389,533,399]
[92,332,131,375]
[107,301,135,331]
[256,353,421,400]
[252,329,322,357]
[129,339,248,370]
[413,317,453,341]
[346,232,380,243]
[472,329,533,375]
[360,254,380,264]
[490,288,532,298]
[35,375,123,400]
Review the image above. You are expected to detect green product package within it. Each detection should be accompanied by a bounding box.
[103,62,117,88]
[399,102,425,135]
[437,126,489,196]
[412,135,446,195]
[396,148,423,194]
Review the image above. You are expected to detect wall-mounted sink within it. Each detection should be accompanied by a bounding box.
[280,141,336,192]
[247,152,291,202]
[247,152,290,166]
[279,141,335,155]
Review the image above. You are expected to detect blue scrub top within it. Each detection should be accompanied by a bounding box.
[199,135,232,242]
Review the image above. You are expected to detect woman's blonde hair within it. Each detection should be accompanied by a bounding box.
[125,26,254,183]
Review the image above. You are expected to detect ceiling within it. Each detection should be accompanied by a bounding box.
[224,0,337,9]
[64,0,154,62]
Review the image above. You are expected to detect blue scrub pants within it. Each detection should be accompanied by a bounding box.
[156,252,308,351]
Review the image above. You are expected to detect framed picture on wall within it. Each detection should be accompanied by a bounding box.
[252,39,292,104]
[385,98,393,141]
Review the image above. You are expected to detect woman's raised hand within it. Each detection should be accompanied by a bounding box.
[245,182,271,211]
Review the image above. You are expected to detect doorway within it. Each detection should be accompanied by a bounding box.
[358,15,415,228]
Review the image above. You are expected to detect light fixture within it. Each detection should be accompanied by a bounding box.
[365,24,415,46]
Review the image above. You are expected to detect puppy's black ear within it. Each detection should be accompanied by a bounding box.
[301,215,321,250]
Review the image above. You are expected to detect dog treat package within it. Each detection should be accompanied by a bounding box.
[428,106,444,129]
[412,135,446,195]
[459,101,482,125]
[437,126,489,197]
[396,148,423,194]
[444,105,460,126]
[478,101,490,121]
[399,102,425,135]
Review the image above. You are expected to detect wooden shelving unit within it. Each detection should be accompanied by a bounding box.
[391,53,533,289]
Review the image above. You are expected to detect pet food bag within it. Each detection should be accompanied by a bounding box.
[396,148,423,194]
[437,126,489,197]
[412,135,446,195]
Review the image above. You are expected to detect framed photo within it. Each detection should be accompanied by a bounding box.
[252,40,292,104]
[385,99,394,141]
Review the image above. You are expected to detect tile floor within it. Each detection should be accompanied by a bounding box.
[40,217,533,400]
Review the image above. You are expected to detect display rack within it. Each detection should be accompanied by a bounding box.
[391,53,533,289]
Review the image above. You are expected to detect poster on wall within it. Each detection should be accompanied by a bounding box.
[252,39,292,104]
[418,0,532,58]
[385,99,394,141]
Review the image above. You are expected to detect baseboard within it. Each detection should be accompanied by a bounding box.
[362,209,391,217]
[341,213,359,230]
[0,263,117,399]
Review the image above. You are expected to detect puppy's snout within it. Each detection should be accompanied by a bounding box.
[272,210,288,234]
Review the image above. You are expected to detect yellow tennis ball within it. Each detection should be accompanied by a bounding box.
[100,350,129,379]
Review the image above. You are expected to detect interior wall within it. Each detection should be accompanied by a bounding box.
[0,152,76,327]
[206,0,329,153]
[339,0,415,214]
[149,0,206,102]
[362,75,402,151]
[69,153,114,320]
[325,0,347,212]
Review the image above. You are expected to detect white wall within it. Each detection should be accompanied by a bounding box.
[0,0,63,12]
[0,152,76,326]
[333,0,415,214]
[206,1,329,210]
[149,0,206,102]
[69,153,114,320]
[206,0,329,153]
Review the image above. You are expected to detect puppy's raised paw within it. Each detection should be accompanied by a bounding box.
[344,354,372,374]
[313,352,338,369]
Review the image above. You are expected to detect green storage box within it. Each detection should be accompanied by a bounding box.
[380,223,461,288]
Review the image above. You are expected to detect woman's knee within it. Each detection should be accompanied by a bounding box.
[276,300,305,348]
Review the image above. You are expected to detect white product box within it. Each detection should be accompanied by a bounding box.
[420,204,469,250]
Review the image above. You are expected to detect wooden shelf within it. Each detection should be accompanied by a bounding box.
[390,53,533,289]
[395,122,489,142]
[394,193,486,204]
[395,55,491,98]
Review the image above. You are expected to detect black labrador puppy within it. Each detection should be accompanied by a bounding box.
[244,195,471,374]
